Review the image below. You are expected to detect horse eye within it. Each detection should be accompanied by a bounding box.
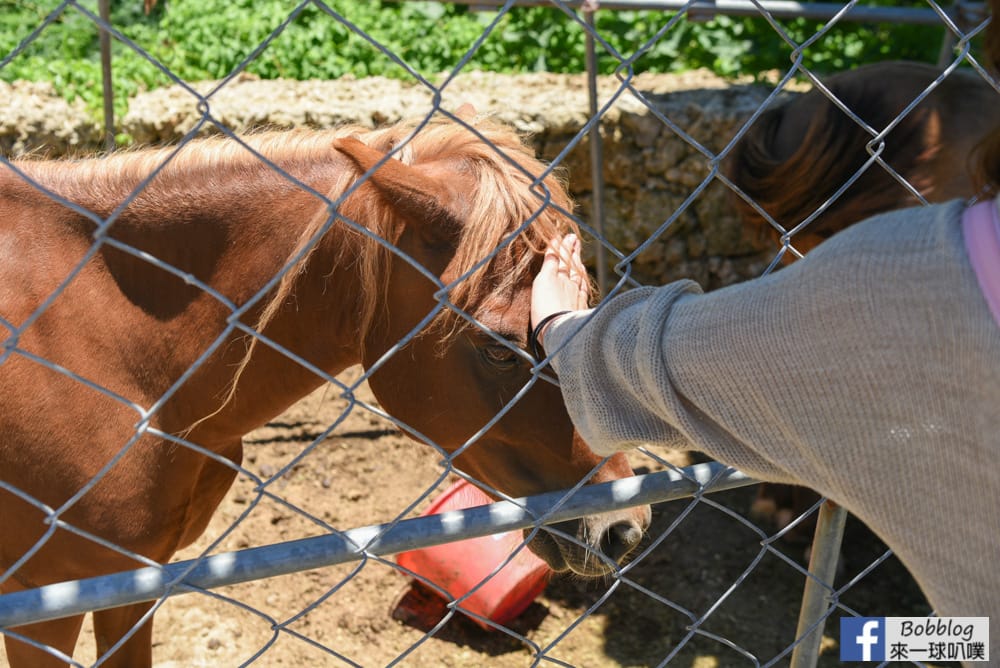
[481,343,520,369]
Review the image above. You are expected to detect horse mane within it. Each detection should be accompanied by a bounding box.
[285,115,581,343]
[42,115,578,432]
[17,116,580,344]
[231,117,579,430]
[16,116,580,437]
[724,63,946,240]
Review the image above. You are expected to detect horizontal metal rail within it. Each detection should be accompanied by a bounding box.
[0,462,755,629]
[409,0,985,26]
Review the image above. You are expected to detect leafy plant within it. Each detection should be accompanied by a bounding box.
[0,0,952,121]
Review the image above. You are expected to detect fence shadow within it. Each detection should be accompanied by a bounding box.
[541,486,938,666]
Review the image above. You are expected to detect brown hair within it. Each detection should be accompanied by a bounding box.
[972,0,1000,196]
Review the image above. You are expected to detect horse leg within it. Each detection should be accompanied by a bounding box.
[92,603,155,668]
[3,616,85,667]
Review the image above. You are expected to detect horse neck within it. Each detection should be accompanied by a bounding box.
[151,158,371,441]
[203,231,370,440]
[14,149,368,442]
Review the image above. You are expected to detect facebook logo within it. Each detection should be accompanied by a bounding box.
[841,617,886,661]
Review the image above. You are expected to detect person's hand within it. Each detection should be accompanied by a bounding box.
[531,233,589,348]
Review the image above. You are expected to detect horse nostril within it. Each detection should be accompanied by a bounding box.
[601,521,644,564]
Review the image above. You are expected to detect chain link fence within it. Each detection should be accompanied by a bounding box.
[1,1,994,666]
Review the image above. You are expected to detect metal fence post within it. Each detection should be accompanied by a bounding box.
[583,2,609,295]
[98,0,115,152]
[789,499,849,668]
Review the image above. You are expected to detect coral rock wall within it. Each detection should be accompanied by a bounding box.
[2,71,784,288]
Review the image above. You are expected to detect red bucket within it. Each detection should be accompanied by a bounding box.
[395,480,550,630]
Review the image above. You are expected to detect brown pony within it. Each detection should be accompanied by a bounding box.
[724,60,1000,542]
[0,113,650,666]
[726,60,1000,257]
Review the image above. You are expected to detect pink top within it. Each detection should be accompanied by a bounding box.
[962,200,1000,328]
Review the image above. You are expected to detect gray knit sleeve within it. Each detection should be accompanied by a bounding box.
[543,200,1000,491]
[541,282,702,454]
[543,279,800,481]
[544,201,1000,634]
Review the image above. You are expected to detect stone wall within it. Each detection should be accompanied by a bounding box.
[0,81,101,157]
[1,71,784,288]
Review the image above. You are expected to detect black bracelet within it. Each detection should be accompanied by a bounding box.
[530,311,571,361]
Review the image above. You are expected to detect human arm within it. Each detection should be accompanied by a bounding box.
[536,202,1000,491]
[533,204,1000,644]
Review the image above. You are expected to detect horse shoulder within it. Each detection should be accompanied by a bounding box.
[0,171,90,324]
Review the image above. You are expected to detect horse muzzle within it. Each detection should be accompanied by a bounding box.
[524,505,651,577]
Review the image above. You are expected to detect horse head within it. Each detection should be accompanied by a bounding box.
[332,124,651,576]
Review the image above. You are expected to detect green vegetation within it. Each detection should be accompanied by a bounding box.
[1,0,948,119]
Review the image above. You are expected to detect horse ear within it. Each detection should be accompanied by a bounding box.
[455,103,476,122]
[333,137,464,241]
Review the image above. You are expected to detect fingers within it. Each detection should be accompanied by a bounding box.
[576,258,589,309]
[541,240,561,277]
[550,234,581,280]
[560,235,589,309]
[532,232,589,334]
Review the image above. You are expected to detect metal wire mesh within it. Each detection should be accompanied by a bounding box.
[0,1,994,666]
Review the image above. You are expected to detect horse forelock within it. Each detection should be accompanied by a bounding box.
[445,129,579,331]
[339,117,581,344]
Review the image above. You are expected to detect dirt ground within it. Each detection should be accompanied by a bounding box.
[1,365,945,668]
